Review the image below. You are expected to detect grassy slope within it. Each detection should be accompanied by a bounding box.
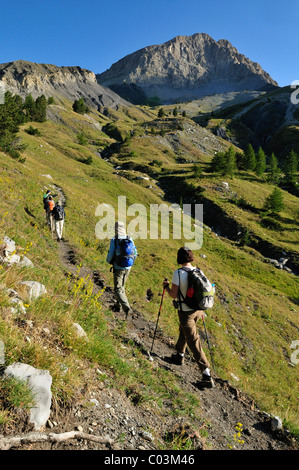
[0,98,298,435]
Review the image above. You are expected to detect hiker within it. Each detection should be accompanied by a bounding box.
[43,190,51,226]
[47,196,56,234]
[106,221,137,317]
[43,190,51,210]
[51,201,66,242]
[43,190,58,227]
[163,247,215,389]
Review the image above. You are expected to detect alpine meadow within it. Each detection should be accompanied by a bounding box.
[0,32,298,452]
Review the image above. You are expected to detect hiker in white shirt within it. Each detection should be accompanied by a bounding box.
[163,247,215,389]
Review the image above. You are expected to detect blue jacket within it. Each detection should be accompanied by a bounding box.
[106,236,137,270]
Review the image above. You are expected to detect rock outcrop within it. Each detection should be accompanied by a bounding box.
[4,363,52,430]
[0,60,129,110]
[97,33,278,104]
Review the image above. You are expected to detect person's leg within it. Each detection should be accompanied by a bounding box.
[55,220,60,240]
[175,321,187,355]
[178,310,210,371]
[50,214,55,235]
[113,268,131,314]
[58,220,64,240]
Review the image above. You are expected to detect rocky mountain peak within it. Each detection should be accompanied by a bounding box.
[0,60,129,110]
[97,33,278,104]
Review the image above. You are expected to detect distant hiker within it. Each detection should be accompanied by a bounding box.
[43,190,58,227]
[47,196,56,233]
[163,247,215,389]
[52,201,66,242]
[43,190,51,210]
[106,221,137,318]
[43,190,51,226]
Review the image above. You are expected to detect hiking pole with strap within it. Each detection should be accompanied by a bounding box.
[148,278,168,361]
[201,312,216,373]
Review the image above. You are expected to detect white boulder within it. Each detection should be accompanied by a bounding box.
[21,281,47,300]
[4,362,52,430]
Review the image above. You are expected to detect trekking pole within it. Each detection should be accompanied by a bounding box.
[201,312,216,372]
[148,278,168,361]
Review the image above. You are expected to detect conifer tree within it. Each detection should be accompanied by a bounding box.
[264,187,284,214]
[255,147,267,177]
[283,149,298,184]
[243,144,256,171]
[34,95,47,122]
[73,97,89,114]
[267,153,280,183]
[210,151,226,173]
[0,91,26,159]
[23,94,36,120]
[223,146,237,177]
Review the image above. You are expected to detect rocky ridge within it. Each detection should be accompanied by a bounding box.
[97,33,278,104]
[0,60,129,111]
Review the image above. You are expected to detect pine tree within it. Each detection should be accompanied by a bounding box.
[255,147,267,177]
[223,146,237,177]
[0,91,26,159]
[34,95,47,122]
[264,187,284,214]
[267,153,280,183]
[23,94,36,120]
[210,151,226,173]
[73,97,89,115]
[283,150,298,184]
[243,144,256,171]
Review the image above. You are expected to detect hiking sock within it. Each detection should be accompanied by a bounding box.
[203,368,211,376]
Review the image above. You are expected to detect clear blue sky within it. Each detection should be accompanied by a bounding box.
[1,0,298,87]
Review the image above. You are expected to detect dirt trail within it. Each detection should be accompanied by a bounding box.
[52,238,296,451]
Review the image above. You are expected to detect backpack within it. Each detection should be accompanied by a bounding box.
[53,205,64,221]
[115,236,136,268]
[48,200,55,212]
[178,267,215,310]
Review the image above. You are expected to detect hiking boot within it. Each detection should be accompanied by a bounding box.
[169,353,184,365]
[196,374,215,389]
[124,307,133,319]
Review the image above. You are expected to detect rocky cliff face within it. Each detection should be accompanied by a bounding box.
[97,33,278,104]
[0,60,129,110]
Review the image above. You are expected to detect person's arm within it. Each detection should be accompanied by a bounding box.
[163,279,179,299]
[106,239,115,264]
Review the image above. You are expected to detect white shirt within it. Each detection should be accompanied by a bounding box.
[172,266,196,311]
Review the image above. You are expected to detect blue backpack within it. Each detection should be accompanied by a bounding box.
[115,236,136,268]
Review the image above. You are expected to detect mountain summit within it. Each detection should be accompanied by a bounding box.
[97,33,278,104]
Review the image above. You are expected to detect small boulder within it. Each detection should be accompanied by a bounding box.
[4,362,52,430]
[19,256,34,268]
[271,416,283,432]
[72,322,88,339]
[21,281,47,300]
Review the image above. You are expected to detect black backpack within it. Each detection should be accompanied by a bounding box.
[53,205,64,221]
[178,267,215,310]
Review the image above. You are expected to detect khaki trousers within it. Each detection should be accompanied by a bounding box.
[176,309,210,372]
[55,219,64,240]
[113,268,131,314]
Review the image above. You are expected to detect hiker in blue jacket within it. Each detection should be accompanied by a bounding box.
[106,221,137,318]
